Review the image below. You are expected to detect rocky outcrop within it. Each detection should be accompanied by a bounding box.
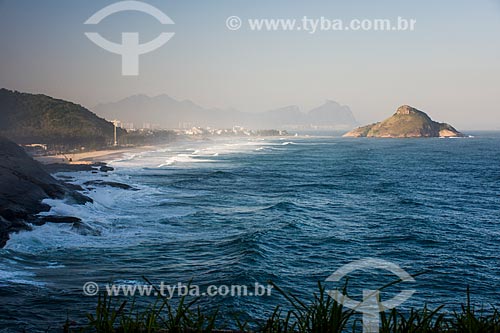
[0,136,91,247]
[42,161,114,173]
[83,180,136,190]
[343,105,464,138]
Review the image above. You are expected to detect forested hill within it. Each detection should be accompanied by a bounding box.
[0,88,125,149]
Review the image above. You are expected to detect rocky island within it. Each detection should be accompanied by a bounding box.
[343,105,464,138]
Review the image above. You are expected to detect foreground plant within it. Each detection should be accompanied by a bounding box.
[257,281,354,333]
[70,281,500,333]
[67,279,219,333]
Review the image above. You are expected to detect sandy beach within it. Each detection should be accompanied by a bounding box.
[34,146,154,165]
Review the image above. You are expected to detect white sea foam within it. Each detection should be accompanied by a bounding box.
[1,137,282,286]
[158,153,213,167]
[107,138,275,169]
[0,266,45,287]
[46,262,65,269]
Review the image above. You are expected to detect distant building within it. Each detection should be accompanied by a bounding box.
[120,122,135,130]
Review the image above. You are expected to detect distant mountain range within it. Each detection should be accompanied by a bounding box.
[94,95,358,130]
[0,88,125,148]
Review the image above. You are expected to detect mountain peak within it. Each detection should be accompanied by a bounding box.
[94,95,357,130]
[306,101,357,128]
[395,105,421,115]
[323,99,341,107]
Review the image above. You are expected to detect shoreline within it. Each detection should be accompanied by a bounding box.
[33,146,155,165]
[32,135,296,166]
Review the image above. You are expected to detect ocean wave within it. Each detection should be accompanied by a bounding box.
[3,135,500,329]
[255,146,276,152]
[157,152,221,167]
[215,231,270,260]
[0,260,46,287]
[262,201,304,212]
[108,138,279,170]
[289,182,338,190]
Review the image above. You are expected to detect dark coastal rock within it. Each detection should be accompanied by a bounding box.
[71,221,102,236]
[42,163,95,173]
[32,215,82,226]
[66,189,93,205]
[0,136,92,247]
[63,182,85,192]
[83,180,136,190]
[99,165,114,172]
[0,215,33,248]
[0,216,13,248]
[43,162,114,173]
[56,175,75,180]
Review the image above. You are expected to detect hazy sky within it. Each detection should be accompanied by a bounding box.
[0,0,499,129]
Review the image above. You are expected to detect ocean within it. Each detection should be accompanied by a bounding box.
[1,133,500,332]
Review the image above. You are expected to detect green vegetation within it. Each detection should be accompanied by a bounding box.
[0,89,179,152]
[63,282,500,333]
[0,88,125,150]
[367,109,435,137]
